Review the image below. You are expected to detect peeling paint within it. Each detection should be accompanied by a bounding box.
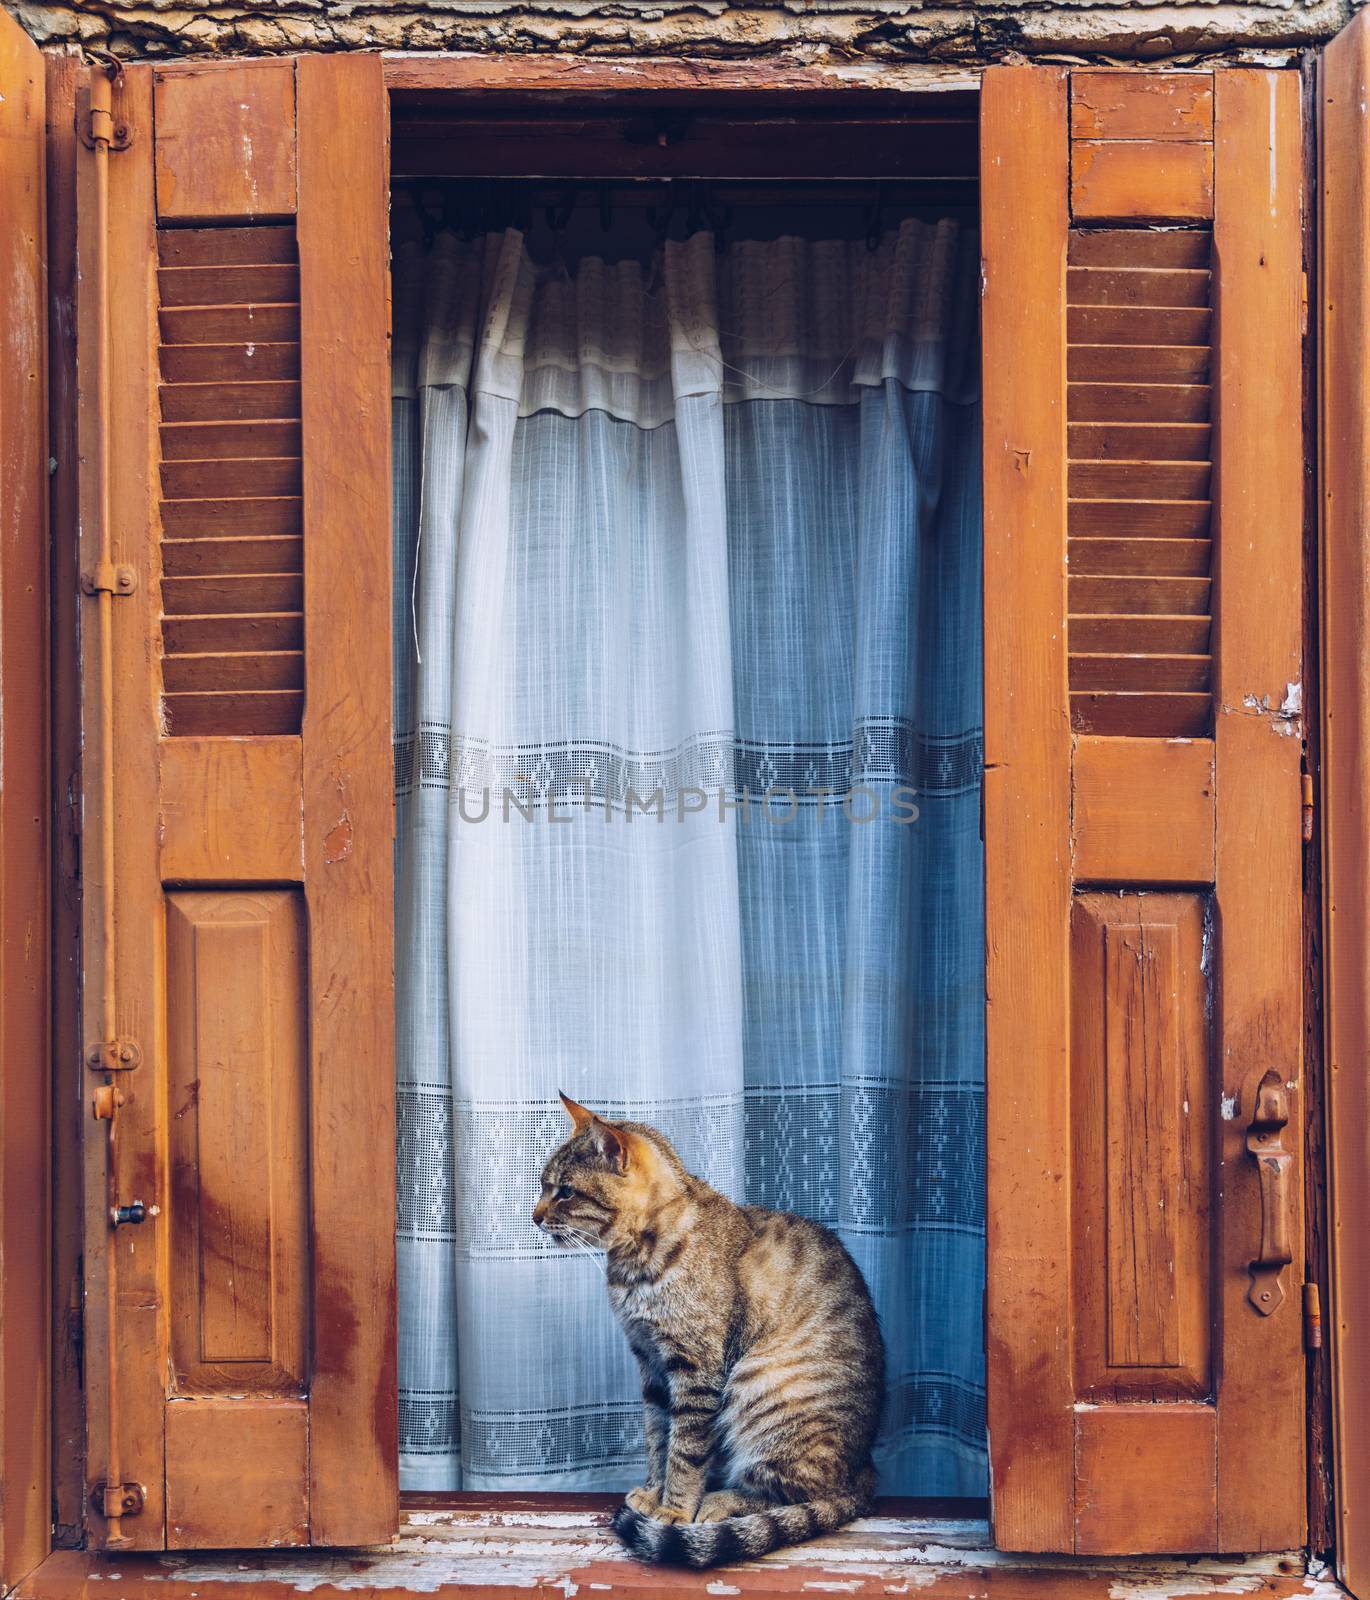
[1228,685,1302,738]
[1220,1092,1238,1120]
[4,0,1357,64]
[323,808,354,862]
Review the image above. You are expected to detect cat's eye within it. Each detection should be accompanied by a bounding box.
[553,1184,574,1201]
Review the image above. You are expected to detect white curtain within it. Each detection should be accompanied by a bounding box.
[392,220,985,1497]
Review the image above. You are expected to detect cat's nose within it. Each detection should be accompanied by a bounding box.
[532,1196,550,1227]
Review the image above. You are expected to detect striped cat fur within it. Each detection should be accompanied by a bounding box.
[533,1092,885,1568]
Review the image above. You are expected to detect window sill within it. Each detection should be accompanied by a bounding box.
[16,1508,1342,1600]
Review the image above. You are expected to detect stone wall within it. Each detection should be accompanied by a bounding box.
[6,0,1358,70]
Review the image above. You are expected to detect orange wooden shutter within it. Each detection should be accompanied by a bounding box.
[1318,15,1370,1595]
[982,66,1306,1554]
[76,54,396,1550]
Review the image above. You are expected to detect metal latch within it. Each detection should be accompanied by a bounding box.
[1244,1068,1294,1315]
[111,1200,154,1228]
[87,1037,141,1072]
[80,563,136,597]
[92,1482,145,1520]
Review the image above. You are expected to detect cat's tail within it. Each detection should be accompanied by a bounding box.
[610,1472,876,1569]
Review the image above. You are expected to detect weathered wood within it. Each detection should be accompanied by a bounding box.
[157,265,299,307]
[165,1401,308,1549]
[45,47,88,1547]
[1211,69,1305,1552]
[1069,691,1211,737]
[1068,344,1211,382]
[1068,538,1211,576]
[75,49,395,1553]
[1075,1407,1217,1552]
[1069,460,1210,499]
[981,64,1074,1554]
[1071,736,1215,884]
[1067,267,1210,307]
[154,63,297,222]
[160,344,301,384]
[159,740,305,882]
[1071,896,1212,1397]
[1068,383,1211,423]
[1067,304,1210,344]
[1068,652,1211,690]
[1318,16,1370,1593]
[14,1507,1329,1600]
[297,51,397,1548]
[79,61,167,1550]
[163,691,303,737]
[1070,228,1212,267]
[0,10,51,1587]
[1072,140,1214,221]
[158,225,297,266]
[1068,422,1210,460]
[1069,574,1210,614]
[1068,499,1211,537]
[1070,614,1210,653]
[161,536,304,577]
[1071,72,1214,141]
[166,892,308,1386]
[383,52,980,96]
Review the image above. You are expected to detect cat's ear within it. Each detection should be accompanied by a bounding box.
[558,1090,595,1133]
[589,1116,631,1174]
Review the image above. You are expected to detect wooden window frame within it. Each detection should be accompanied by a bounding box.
[0,43,1353,1598]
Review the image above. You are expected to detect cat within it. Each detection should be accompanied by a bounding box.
[533,1092,885,1568]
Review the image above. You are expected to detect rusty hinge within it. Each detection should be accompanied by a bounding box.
[1304,1282,1323,1352]
[77,101,133,152]
[92,1482,145,1521]
[80,563,135,598]
[1302,770,1315,843]
[87,1036,141,1072]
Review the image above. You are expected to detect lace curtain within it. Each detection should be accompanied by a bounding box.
[391,219,986,1496]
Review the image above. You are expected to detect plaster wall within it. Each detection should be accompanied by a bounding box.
[3,0,1361,63]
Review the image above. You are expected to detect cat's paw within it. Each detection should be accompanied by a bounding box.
[696,1491,749,1523]
[624,1485,660,1515]
[650,1504,691,1525]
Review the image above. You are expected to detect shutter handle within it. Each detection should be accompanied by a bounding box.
[1244,1069,1293,1316]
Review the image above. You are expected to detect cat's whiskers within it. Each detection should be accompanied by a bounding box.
[557,1224,607,1278]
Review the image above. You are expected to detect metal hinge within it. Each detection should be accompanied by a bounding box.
[80,563,136,598]
[87,1036,141,1072]
[1302,770,1315,844]
[1304,1282,1323,1352]
[77,103,133,152]
[92,1482,145,1520]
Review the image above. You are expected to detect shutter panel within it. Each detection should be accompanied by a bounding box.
[983,66,1306,1554]
[1317,16,1370,1595]
[77,54,395,1550]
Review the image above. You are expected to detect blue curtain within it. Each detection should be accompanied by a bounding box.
[392,222,985,1495]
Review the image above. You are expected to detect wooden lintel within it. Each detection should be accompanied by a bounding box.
[382,52,980,103]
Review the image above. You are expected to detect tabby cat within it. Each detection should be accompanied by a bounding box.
[533,1092,885,1568]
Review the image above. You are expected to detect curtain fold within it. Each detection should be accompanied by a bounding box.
[393,218,985,1496]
